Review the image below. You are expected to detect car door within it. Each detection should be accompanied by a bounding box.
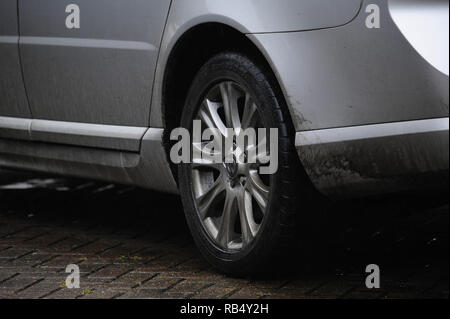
[19,0,171,151]
[0,0,32,140]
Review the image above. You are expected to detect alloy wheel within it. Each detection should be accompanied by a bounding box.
[190,81,271,251]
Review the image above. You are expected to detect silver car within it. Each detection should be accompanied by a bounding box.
[0,0,448,275]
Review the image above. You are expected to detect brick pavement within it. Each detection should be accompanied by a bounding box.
[0,169,448,299]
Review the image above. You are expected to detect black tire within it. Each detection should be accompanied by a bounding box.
[178,52,310,276]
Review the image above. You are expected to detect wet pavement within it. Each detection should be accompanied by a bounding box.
[0,169,448,299]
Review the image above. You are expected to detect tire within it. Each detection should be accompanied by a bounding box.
[178,51,309,276]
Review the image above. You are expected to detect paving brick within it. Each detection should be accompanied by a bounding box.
[167,279,212,294]
[78,287,129,299]
[191,285,238,299]
[43,288,84,299]
[118,289,190,299]
[0,288,17,299]
[113,271,158,285]
[0,274,42,291]
[14,278,63,299]
[138,276,182,290]
[85,264,133,279]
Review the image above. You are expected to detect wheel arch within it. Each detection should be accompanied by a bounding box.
[160,23,296,175]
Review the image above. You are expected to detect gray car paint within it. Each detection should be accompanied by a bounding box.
[19,0,171,127]
[0,0,448,197]
[295,118,449,197]
[247,0,449,132]
[0,0,31,119]
[148,0,363,128]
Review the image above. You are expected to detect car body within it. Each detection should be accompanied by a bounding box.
[0,0,448,273]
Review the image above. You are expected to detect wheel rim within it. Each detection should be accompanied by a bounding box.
[190,81,271,251]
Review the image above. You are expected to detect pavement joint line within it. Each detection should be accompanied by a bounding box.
[0,245,12,253]
[32,254,62,268]
[191,265,211,275]
[276,280,293,290]
[96,243,123,255]
[9,249,37,262]
[337,286,358,299]
[223,287,242,299]
[0,273,19,285]
[0,226,32,239]
[142,253,169,266]
[23,230,52,243]
[185,292,196,299]
[70,238,99,252]
[111,292,126,299]
[163,278,186,293]
[131,273,160,289]
[39,287,63,299]
[188,283,215,299]
[76,288,96,299]
[169,256,196,269]
[84,264,110,278]
[109,268,135,283]
[47,236,70,247]
[272,280,291,291]
[304,281,328,295]
[15,277,45,294]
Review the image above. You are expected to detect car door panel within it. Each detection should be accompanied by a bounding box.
[0,0,31,119]
[19,0,171,127]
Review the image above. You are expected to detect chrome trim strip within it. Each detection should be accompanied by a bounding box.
[31,119,147,141]
[0,36,18,44]
[0,117,32,140]
[296,118,449,147]
[20,36,156,51]
[0,116,32,133]
[0,117,149,152]
[31,120,148,152]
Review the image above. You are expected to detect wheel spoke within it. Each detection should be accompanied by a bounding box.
[237,188,258,247]
[246,135,268,165]
[197,175,225,219]
[247,170,270,212]
[216,192,236,248]
[199,99,228,138]
[220,82,242,132]
[241,94,258,131]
